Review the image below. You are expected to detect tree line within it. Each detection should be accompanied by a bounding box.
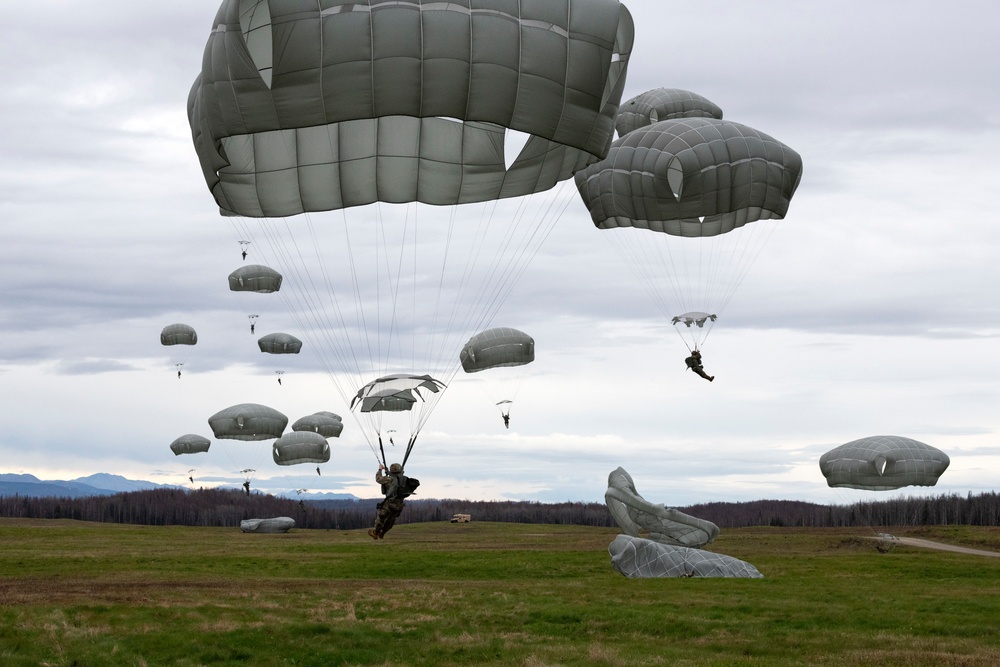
[1,488,999,530]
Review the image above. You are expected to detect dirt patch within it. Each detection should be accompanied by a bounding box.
[894,537,1000,558]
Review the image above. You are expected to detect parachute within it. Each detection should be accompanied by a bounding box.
[575,115,803,353]
[169,433,211,456]
[257,332,302,354]
[605,467,719,548]
[160,323,198,346]
[614,88,723,137]
[228,265,282,293]
[188,0,635,468]
[160,323,197,375]
[240,517,295,533]
[609,535,763,579]
[229,265,282,334]
[272,431,331,466]
[292,411,344,438]
[208,402,288,486]
[819,436,950,491]
[460,327,535,424]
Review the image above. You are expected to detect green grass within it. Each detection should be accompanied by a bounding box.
[1,520,999,666]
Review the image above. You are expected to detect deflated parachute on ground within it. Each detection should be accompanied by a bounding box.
[614,88,723,137]
[819,436,950,491]
[240,517,295,533]
[605,467,719,548]
[189,0,635,217]
[609,535,763,579]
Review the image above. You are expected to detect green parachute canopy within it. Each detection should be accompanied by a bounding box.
[272,431,331,466]
[574,115,803,351]
[160,323,198,346]
[189,0,635,217]
[169,434,211,456]
[292,411,344,438]
[819,436,950,491]
[614,88,723,138]
[228,264,282,293]
[257,332,303,354]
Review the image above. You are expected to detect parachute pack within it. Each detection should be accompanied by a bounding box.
[383,475,420,501]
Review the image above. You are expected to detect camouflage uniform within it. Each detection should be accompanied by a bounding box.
[370,466,406,539]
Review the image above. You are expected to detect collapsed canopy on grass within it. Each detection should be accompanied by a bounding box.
[819,435,950,491]
[605,467,719,548]
[609,535,763,578]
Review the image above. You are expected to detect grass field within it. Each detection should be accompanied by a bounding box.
[2,519,1000,666]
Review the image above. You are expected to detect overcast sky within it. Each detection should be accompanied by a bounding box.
[2,1,999,507]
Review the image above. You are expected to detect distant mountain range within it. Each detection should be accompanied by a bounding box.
[0,473,358,501]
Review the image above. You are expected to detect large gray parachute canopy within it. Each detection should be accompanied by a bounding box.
[574,117,803,237]
[819,435,950,491]
[257,332,303,354]
[292,411,344,438]
[240,517,295,533]
[609,535,763,579]
[188,0,635,217]
[615,88,723,137]
[460,327,535,373]
[208,403,288,441]
[169,434,211,456]
[160,323,198,346]
[352,373,446,413]
[272,431,331,466]
[228,264,282,293]
[605,467,719,548]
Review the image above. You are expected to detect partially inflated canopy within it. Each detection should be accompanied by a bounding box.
[272,431,331,466]
[189,0,635,217]
[208,403,287,441]
[460,327,535,373]
[614,88,723,137]
[160,324,198,346]
[257,332,302,354]
[228,265,282,293]
[819,436,950,491]
[605,467,719,548]
[292,412,344,438]
[169,434,211,456]
[352,374,445,413]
